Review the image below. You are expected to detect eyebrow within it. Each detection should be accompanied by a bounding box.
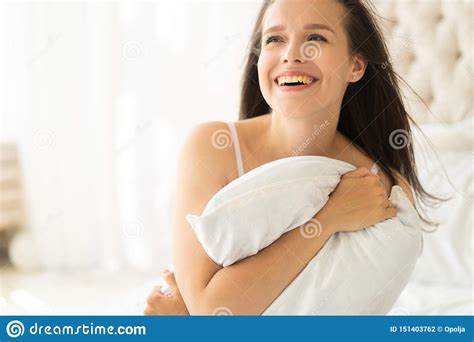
[263,23,336,36]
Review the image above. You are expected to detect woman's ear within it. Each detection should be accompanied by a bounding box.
[349,54,368,82]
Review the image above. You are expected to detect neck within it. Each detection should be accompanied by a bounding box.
[265,110,343,160]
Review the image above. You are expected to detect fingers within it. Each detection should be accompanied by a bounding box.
[152,285,163,293]
[342,167,372,179]
[369,172,382,181]
[144,304,158,316]
[163,270,178,290]
[146,286,163,304]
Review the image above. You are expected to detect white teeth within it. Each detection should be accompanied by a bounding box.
[277,75,315,86]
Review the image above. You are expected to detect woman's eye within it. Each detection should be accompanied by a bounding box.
[264,34,327,45]
[308,34,327,42]
[265,36,282,45]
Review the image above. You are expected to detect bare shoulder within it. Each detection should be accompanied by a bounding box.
[178,121,236,187]
[172,121,238,310]
[180,122,231,161]
[390,168,415,206]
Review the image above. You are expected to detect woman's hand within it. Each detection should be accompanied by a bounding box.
[144,270,190,316]
[320,167,397,234]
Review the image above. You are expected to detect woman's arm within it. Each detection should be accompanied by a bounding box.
[173,123,330,315]
[200,211,335,315]
[172,122,335,315]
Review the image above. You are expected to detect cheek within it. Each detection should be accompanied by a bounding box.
[326,65,351,95]
[257,56,273,98]
[319,48,351,85]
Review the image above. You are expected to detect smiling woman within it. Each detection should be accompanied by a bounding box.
[144,0,447,316]
[241,0,442,220]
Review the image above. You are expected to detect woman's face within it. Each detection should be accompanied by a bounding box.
[258,0,364,119]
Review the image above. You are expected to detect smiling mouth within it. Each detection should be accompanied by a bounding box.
[275,75,319,87]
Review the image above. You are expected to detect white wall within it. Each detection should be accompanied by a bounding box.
[0,1,262,273]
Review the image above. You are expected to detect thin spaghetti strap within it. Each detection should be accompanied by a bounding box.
[226,122,245,177]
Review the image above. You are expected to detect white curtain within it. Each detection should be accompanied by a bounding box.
[0,1,262,273]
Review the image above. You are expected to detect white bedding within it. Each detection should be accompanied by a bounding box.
[389,283,473,315]
[2,271,470,315]
[186,156,423,315]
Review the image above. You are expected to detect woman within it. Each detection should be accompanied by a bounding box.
[144,0,441,315]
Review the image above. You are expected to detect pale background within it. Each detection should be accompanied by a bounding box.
[0,0,472,315]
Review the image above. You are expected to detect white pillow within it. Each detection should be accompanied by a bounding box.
[186,156,423,315]
[186,156,350,267]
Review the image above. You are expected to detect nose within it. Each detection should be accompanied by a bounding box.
[281,41,304,64]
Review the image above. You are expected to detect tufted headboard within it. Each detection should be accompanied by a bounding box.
[372,0,473,125]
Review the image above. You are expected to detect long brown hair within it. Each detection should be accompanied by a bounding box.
[239,0,449,230]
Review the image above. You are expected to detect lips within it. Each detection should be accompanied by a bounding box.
[274,71,319,86]
[276,75,317,87]
[272,73,319,93]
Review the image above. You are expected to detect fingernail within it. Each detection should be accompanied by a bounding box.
[163,269,170,274]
